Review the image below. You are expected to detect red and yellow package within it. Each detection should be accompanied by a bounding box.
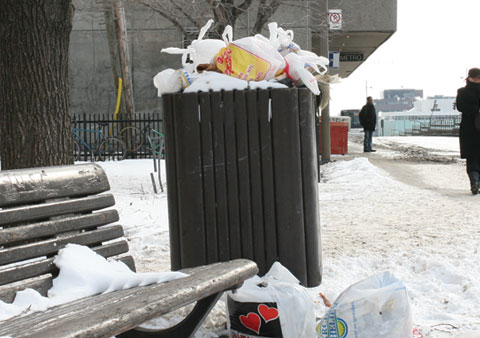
[214,37,286,81]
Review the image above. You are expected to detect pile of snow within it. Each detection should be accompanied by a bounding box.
[0,244,186,321]
[183,71,287,93]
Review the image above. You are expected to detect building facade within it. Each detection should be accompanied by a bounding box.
[378,96,460,136]
[374,89,424,112]
[69,0,397,116]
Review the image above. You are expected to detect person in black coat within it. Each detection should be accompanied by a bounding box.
[359,96,377,152]
[456,67,480,195]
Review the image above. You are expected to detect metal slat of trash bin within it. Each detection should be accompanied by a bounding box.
[199,92,219,264]
[246,90,268,275]
[233,90,255,262]
[211,91,231,262]
[298,89,322,287]
[172,92,207,269]
[270,88,308,285]
[164,88,321,286]
[163,94,182,270]
[257,89,278,270]
[223,90,242,259]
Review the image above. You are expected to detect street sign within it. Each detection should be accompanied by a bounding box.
[340,53,364,62]
[329,51,340,69]
[328,9,342,30]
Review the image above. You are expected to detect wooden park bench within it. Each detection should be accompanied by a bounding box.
[0,163,258,338]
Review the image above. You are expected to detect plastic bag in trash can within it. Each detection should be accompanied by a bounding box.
[161,19,227,75]
[227,262,317,338]
[317,271,412,338]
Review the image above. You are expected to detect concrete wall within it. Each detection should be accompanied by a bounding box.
[69,1,396,115]
[328,0,397,31]
[68,1,315,115]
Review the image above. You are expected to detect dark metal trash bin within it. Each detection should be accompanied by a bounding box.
[163,88,322,287]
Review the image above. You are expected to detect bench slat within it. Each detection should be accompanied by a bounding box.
[0,241,130,287]
[0,194,115,226]
[0,259,258,338]
[0,275,53,303]
[0,163,110,208]
[0,225,125,266]
[0,209,119,245]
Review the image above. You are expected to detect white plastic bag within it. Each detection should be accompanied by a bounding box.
[318,271,412,338]
[283,53,323,95]
[227,262,316,338]
[214,35,286,81]
[152,68,194,96]
[259,22,300,56]
[161,19,226,74]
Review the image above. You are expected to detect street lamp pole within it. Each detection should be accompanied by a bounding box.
[319,0,331,163]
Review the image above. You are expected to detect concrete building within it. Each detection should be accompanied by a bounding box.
[375,89,424,112]
[322,0,397,78]
[378,96,460,136]
[69,0,397,115]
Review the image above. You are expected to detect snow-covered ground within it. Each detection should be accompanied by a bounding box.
[94,133,480,337]
[319,133,480,338]
[2,133,479,337]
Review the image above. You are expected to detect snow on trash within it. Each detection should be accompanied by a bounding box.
[154,21,332,96]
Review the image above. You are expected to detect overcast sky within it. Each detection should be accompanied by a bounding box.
[329,0,480,115]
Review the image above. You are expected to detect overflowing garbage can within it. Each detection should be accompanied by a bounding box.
[163,88,322,287]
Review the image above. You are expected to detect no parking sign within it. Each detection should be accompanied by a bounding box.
[328,9,342,30]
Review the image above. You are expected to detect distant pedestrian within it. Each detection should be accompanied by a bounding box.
[359,96,377,152]
[456,67,480,195]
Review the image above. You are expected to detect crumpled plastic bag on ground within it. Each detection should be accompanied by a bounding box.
[317,271,412,338]
[227,262,317,338]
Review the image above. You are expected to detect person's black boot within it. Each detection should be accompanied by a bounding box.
[469,171,480,195]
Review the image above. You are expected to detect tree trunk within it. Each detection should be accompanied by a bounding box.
[105,6,127,117]
[0,1,74,170]
[114,0,135,117]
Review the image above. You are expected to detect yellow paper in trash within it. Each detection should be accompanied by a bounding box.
[215,44,274,81]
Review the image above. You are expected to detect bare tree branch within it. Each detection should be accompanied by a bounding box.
[232,0,254,17]
[171,0,203,29]
[252,0,281,35]
[131,0,327,39]
[134,0,189,36]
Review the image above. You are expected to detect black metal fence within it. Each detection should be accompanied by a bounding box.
[72,112,163,160]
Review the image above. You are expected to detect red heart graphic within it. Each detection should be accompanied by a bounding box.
[239,312,261,334]
[258,304,279,323]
